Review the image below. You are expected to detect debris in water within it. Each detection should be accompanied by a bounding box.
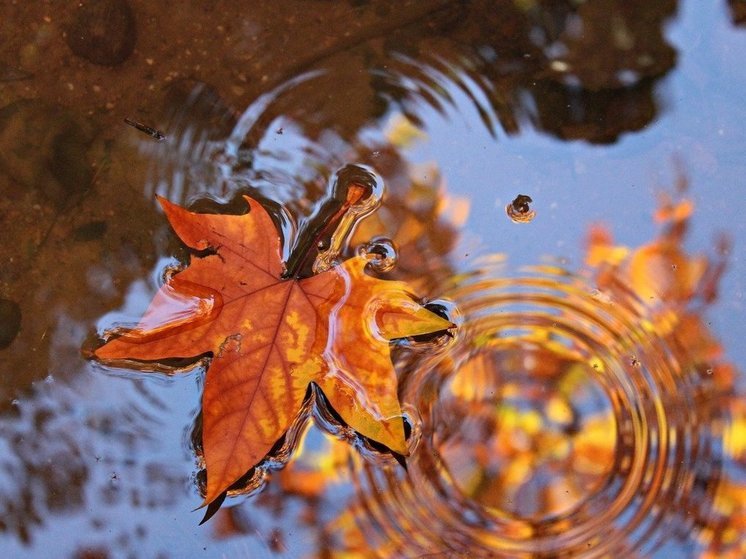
[124,117,166,141]
[506,194,536,223]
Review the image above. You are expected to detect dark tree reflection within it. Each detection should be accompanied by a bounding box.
[260,0,678,144]
[138,0,683,220]
[729,0,746,24]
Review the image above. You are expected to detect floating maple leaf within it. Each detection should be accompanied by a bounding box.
[93,194,452,510]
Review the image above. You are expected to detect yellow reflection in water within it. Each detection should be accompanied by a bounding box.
[318,184,745,558]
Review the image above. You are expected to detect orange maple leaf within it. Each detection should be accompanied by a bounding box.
[94,195,452,507]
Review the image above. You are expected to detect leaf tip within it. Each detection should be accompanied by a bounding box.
[393,451,408,471]
[156,194,181,214]
[240,194,262,215]
[155,193,171,210]
[390,438,409,457]
[197,490,227,525]
[89,339,112,361]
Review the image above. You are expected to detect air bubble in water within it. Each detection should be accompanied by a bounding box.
[357,237,398,272]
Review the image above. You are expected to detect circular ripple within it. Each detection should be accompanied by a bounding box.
[349,259,724,557]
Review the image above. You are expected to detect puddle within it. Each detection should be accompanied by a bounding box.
[1,1,745,557]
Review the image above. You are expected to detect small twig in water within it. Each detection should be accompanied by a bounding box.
[124,117,166,141]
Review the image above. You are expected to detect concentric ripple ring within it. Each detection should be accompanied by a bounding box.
[349,258,724,558]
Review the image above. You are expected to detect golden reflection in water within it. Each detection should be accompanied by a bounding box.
[322,188,744,558]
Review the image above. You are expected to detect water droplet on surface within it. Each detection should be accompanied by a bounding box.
[357,237,398,273]
[506,194,536,223]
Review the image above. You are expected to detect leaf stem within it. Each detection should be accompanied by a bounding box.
[284,165,376,279]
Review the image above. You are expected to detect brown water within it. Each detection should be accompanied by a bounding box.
[1,1,745,558]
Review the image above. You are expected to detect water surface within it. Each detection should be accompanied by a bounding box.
[1,1,745,557]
